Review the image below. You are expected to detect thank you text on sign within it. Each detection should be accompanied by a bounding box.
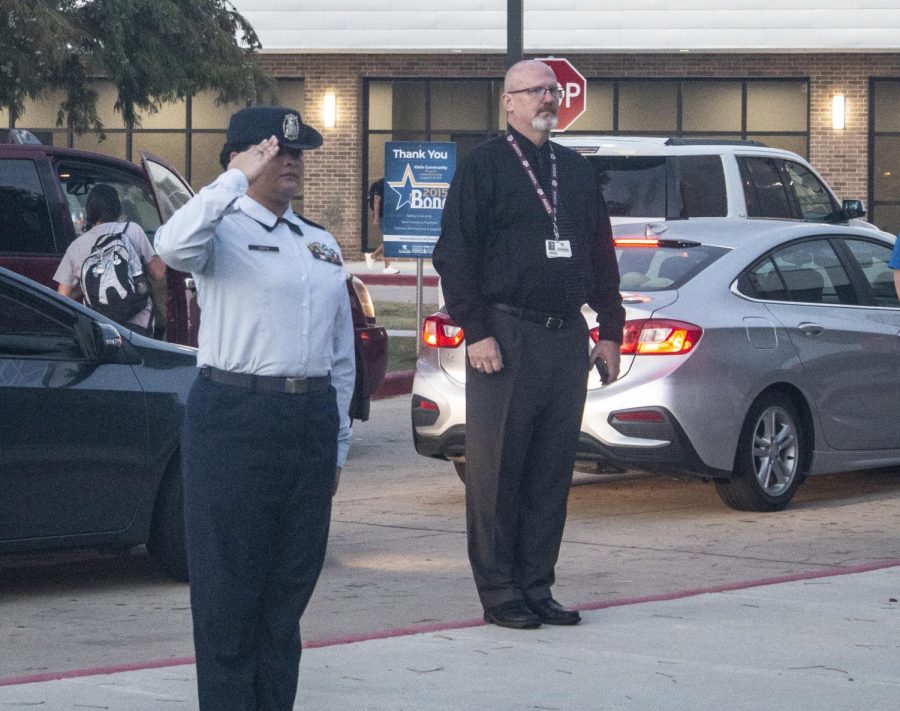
[383,141,455,259]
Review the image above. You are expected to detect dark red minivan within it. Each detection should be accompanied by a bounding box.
[0,143,387,420]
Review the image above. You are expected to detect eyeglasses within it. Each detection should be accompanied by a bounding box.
[506,85,565,100]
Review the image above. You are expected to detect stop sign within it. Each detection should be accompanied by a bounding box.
[536,57,587,131]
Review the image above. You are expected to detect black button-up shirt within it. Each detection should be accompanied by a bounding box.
[433,126,624,345]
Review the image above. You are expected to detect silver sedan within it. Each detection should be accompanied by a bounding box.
[412,218,900,511]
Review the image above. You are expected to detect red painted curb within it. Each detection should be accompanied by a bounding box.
[353,272,439,287]
[372,370,413,399]
[2,559,897,688]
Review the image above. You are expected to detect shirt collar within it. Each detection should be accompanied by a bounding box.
[507,125,551,158]
[237,194,304,233]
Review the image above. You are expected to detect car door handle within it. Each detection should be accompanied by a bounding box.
[798,322,825,336]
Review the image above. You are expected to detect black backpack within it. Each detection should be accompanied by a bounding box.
[80,222,150,324]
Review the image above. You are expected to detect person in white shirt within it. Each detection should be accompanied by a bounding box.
[155,105,354,711]
[54,183,165,336]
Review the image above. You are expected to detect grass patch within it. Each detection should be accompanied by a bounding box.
[388,334,419,372]
[375,300,438,372]
[375,300,438,332]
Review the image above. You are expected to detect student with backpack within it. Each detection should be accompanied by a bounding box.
[54,183,166,336]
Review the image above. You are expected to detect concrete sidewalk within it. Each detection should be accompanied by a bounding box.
[2,563,898,710]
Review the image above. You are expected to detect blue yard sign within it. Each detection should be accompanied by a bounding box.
[382,141,455,259]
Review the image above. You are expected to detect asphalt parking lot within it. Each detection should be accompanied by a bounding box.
[2,394,900,689]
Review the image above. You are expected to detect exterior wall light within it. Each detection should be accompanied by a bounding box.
[832,94,845,130]
[323,92,336,128]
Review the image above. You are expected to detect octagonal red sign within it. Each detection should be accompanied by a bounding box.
[537,57,587,131]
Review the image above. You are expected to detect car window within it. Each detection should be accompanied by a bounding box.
[673,155,727,217]
[784,161,837,222]
[0,284,83,360]
[615,243,728,291]
[142,157,193,224]
[590,156,668,218]
[589,154,727,219]
[741,257,788,301]
[739,157,794,219]
[763,239,856,305]
[842,238,900,307]
[58,162,161,243]
[0,159,56,253]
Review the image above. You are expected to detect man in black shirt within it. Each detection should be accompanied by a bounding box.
[433,59,624,630]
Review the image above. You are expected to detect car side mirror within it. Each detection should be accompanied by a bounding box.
[93,322,126,362]
[842,199,866,219]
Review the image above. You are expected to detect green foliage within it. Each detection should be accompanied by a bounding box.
[0,0,274,133]
[0,0,80,123]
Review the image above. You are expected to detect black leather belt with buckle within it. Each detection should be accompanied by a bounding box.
[201,366,331,394]
[492,303,572,329]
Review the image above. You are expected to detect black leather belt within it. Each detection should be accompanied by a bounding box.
[492,303,573,330]
[201,366,331,394]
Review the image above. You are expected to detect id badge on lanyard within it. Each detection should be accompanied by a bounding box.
[545,239,572,258]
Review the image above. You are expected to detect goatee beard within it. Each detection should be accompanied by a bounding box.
[532,115,558,132]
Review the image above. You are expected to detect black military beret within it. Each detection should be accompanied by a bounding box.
[226,105,323,150]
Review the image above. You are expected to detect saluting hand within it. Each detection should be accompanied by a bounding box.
[228,136,279,183]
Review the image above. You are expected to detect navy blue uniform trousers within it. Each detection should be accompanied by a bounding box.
[464,308,589,609]
[182,374,337,711]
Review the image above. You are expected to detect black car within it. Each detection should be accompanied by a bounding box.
[0,266,197,580]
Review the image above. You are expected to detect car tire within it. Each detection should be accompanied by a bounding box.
[147,458,189,582]
[715,393,805,512]
[453,461,466,483]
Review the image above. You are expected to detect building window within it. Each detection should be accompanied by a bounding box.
[363,77,810,250]
[871,79,900,235]
[11,79,305,194]
[565,78,808,156]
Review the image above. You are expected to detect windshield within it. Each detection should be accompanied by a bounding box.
[615,243,729,291]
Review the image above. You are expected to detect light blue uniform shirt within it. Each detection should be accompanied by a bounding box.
[155,169,355,467]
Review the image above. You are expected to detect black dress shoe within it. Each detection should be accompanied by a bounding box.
[527,598,581,626]
[483,600,541,629]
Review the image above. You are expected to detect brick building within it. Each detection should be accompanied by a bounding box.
[8,2,900,253]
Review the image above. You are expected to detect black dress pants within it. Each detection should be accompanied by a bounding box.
[182,374,337,711]
[464,308,589,609]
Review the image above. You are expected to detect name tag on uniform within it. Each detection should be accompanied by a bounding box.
[545,240,572,258]
[307,241,343,265]
[249,245,279,252]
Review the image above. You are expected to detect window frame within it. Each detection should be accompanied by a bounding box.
[738,235,898,308]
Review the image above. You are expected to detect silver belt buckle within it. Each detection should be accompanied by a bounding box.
[545,316,563,329]
[284,377,306,394]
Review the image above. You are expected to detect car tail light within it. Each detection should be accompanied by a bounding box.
[611,410,666,422]
[614,237,660,248]
[590,319,702,355]
[412,395,441,426]
[422,312,465,348]
[349,276,376,320]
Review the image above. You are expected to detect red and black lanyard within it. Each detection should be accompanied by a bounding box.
[506,132,560,240]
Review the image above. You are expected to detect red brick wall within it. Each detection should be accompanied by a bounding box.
[259,53,900,256]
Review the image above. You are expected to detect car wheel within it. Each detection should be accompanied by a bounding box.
[453,460,466,483]
[715,393,805,512]
[147,457,189,582]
